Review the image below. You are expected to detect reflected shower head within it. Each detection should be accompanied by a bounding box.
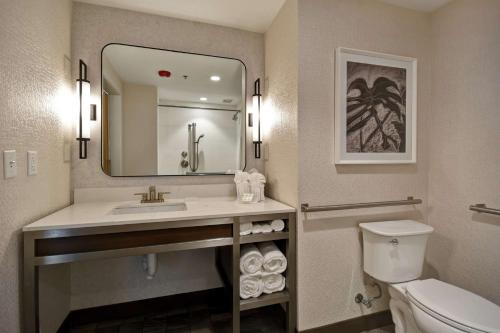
[195,134,205,143]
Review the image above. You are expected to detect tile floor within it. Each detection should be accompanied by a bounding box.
[65,301,286,333]
[63,289,394,333]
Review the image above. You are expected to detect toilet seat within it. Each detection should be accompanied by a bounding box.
[406,279,500,333]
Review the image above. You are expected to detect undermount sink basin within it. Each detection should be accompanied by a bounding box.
[111,202,187,215]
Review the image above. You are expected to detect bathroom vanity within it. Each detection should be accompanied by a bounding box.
[22,192,296,333]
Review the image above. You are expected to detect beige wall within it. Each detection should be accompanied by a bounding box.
[0,0,72,332]
[426,0,500,305]
[122,82,158,175]
[296,0,432,330]
[71,2,264,189]
[264,0,299,207]
[70,2,265,310]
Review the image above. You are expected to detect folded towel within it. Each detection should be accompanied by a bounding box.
[270,219,285,232]
[239,222,253,236]
[240,274,263,299]
[234,171,250,183]
[262,273,286,294]
[257,242,287,274]
[240,244,264,275]
[249,172,266,184]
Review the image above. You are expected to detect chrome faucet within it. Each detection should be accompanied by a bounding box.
[134,186,170,203]
[149,185,156,201]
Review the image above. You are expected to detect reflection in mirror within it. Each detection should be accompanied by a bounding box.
[101,44,246,176]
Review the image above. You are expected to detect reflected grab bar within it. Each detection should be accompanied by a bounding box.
[469,204,500,216]
[301,196,422,213]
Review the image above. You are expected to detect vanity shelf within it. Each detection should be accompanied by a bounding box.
[22,199,296,333]
[240,231,289,244]
[240,290,290,311]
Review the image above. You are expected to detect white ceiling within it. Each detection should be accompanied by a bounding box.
[379,0,453,12]
[77,0,451,34]
[103,44,244,106]
[76,0,286,33]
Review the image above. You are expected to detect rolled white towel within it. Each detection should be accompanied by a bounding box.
[270,219,285,232]
[240,274,263,299]
[257,241,287,274]
[262,273,286,294]
[239,222,253,236]
[240,244,264,275]
[258,222,273,234]
[251,222,273,234]
[251,223,263,234]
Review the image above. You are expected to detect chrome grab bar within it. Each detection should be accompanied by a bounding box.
[469,204,500,216]
[301,196,422,213]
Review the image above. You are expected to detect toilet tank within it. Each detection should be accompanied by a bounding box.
[359,220,434,283]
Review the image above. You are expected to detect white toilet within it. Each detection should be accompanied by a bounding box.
[359,220,500,333]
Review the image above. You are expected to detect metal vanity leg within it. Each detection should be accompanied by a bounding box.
[23,233,39,333]
[232,218,241,333]
[286,213,297,333]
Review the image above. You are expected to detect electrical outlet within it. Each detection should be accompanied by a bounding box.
[3,150,17,179]
[27,151,38,176]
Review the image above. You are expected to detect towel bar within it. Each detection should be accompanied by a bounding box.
[301,197,422,212]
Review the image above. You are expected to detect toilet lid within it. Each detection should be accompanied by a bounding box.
[407,279,500,333]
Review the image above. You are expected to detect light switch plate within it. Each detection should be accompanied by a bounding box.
[27,151,38,176]
[3,150,17,179]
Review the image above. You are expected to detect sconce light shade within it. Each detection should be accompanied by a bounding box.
[252,94,260,142]
[76,59,91,159]
[251,78,262,159]
[76,79,91,139]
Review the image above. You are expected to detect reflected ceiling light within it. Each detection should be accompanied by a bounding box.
[210,75,221,82]
[200,97,208,101]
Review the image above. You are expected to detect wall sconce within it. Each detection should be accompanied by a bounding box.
[249,78,262,159]
[76,59,96,159]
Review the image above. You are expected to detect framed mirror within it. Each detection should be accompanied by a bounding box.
[101,43,246,176]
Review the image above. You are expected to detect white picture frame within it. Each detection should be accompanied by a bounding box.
[335,47,417,164]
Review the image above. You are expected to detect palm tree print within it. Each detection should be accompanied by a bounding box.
[346,62,406,153]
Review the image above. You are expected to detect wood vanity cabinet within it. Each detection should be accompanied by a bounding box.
[23,212,296,333]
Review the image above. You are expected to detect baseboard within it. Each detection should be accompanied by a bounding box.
[299,310,393,333]
[57,288,227,332]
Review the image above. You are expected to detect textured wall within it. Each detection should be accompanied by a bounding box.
[264,0,299,207]
[296,0,431,330]
[70,2,265,309]
[426,0,500,304]
[0,0,72,332]
[71,2,264,189]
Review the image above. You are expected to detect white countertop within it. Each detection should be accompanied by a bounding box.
[23,197,295,232]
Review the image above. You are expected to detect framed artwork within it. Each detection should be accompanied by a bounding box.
[335,47,417,164]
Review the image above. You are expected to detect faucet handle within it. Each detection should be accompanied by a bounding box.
[157,192,170,202]
[134,193,148,203]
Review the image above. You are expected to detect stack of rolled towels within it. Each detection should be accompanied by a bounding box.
[239,241,287,299]
[240,219,285,236]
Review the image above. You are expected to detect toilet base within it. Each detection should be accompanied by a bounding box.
[389,283,421,333]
